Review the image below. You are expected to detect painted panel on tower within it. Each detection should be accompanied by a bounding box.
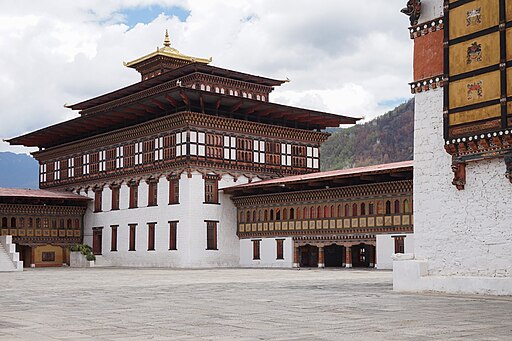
[449,32,499,76]
[448,71,500,109]
[449,1,499,40]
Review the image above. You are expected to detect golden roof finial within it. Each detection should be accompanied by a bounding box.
[163,29,171,47]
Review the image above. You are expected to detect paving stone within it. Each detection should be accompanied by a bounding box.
[0,268,511,340]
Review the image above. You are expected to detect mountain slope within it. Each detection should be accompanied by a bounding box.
[0,152,39,189]
[321,98,414,170]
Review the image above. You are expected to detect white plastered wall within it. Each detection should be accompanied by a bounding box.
[394,86,512,295]
[376,233,414,270]
[83,171,245,267]
[239,237,293,268]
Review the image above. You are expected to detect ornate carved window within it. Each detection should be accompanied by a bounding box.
[394,200,401,214]
[68,157,75,178]
[369,202,375,215]
[403,199,410,214]
[147,179,158,207]
[40,163,47,183]
[154,136,164,161]
[115,146,124,169]
[224,136,236,161]
[281,143,292,167]
[189,131,206,157]
[82,154,90,175]
[306,146,319,169]
[129,182,138,209]
[134,141,143,165]
[54,161,61,180]
[253,140,265,164]
[111,185,120,210]
[98,150,106,172]
[394,236,405,254]
[94,188,103,212]
[204,175,219,204]
[168,176,180,205]
[176,131,187,157]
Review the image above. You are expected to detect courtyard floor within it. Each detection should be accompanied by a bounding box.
[0,268,511,340]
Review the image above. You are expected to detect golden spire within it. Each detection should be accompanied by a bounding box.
[163,29,171,47]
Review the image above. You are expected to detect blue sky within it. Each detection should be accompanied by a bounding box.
[119,5,190,27]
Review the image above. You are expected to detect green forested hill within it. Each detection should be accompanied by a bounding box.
[321,98,414,171]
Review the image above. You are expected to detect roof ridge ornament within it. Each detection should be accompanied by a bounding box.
[163,29,171,47]
[401,0,421,26]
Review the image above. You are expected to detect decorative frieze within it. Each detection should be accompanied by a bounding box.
[408,17,444,39]
[410,75,444,94]
[231,180,412,207]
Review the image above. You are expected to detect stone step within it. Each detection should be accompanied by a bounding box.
[0,236,23,271]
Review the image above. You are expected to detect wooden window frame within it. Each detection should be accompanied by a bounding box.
[168,176,180,205]
[252,239,261,260]
[128,224,137,251]
[110,225,118,252]
[111,185,120,211]
[147,222,156,251]
[276,239,284,260]
[393,236,405,254]
[129,182,138,209]
[169,221,178,250]
[94,188,103,213]
[204,175,219,204]
[206,220,218,250]
[147,179,158,207]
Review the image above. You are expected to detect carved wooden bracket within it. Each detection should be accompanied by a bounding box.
[401,0,422,26]
[451,159,466,190]
[505,153,512,184]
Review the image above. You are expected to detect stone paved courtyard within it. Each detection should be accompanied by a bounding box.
[0,268,511,340]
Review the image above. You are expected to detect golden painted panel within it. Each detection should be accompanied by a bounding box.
[27,229,34,237]
[257,223,262,231]
[359,218,366,228]
[1,229,7,236]
[367,217,375,227]
[376,217,384,226]
[36,229,42,236]
[450,32,499,76]
[275,222,281,230]
[296,221,302,229]
[261,223,266,231]
[51,230,58,237]
[18,229,25,237]
[74,230,81,237]
[507,0,512,21]
[351,218,359,228]
[505,68,512,96]
[58,230,65,237]
[344,219,351,228]
[449,104,501,125]
[267,223,273,231]
[316,220,322,229]
[402,215,410,225]
[385,217,392,226]
[239,224,245,232]
[309,221,315,229]
[393,216,401,226]
[449,1,499,40]
[329,219,336,229]
[10,229,17,236]
[289,221,295,230]
[66,230,73,237]
[336,219,342,228]
[449,71,500,109]
[282,222,288,230]
[322,220,329,229]
[43,230,50,237]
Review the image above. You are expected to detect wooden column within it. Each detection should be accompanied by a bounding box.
[293,244,299,268]
[345,245,352,268]
[368,245,374,268]
[30,246,36,268]
[318,246,325,268]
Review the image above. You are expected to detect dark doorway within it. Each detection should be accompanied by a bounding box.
[92,228,103,255]
[324,244,344,267]
[16,245,32,268]
[352,243,371,267]
[299,244,318,267]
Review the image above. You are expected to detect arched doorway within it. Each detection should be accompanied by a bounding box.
[324,244,344,267]
[351,243,373,267]
[299,244,318,267]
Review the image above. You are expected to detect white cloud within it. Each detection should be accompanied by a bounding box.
[0,0,413,153]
